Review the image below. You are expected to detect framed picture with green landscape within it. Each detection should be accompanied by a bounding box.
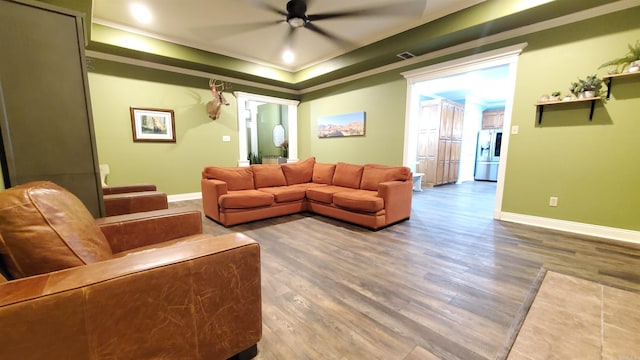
[130,107,176,142]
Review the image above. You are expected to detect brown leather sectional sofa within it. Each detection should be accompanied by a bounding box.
[0,181,261,360]
[201,157,413,229]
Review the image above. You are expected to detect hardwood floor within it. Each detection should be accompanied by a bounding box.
[171,181,640,359]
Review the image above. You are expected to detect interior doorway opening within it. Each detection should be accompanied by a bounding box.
[402,43,526,218]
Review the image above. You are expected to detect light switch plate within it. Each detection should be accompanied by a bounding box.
[222,135,231,142]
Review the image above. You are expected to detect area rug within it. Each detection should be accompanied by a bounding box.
[496,268,640,360]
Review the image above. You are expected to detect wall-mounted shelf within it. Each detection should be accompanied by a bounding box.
[603,71,640,99]
[534,97,601,124]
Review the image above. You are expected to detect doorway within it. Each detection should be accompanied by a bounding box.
[402,44,526,218]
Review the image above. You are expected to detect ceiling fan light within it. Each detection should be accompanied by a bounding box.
[287,17,306,28]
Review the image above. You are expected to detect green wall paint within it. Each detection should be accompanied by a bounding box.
[88,72,239,195]
[503,7,640,230]
[298,80,407,165]
[83,6,640,233]
[257,103,283,158]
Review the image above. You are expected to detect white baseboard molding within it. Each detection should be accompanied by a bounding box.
[499,212,640,245]
[168,192,202,203]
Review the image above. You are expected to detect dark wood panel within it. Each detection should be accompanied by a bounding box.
[171,181,640,359]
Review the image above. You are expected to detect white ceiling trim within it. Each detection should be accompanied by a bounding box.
[87,0,639,96]
[85,50,300,95]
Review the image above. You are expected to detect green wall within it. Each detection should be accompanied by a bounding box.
[298,79,407,165]
[88,71,239,195]
[84,7,640,232]
[502,7,640,231]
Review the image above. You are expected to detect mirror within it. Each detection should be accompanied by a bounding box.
[234,92,299,166]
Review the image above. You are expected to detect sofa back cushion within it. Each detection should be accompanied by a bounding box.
[202,166,254,191]
[312,163,336,184]
[360,164,412,191]
[281,157,315,185]
[251,164,287,188]
[332,162,364,189]
[0,181,113,279]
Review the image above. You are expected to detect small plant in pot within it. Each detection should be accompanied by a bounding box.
[550,91,561,101]
[569,81,584,98]
[599,40,640,74]
[580,74,603,98]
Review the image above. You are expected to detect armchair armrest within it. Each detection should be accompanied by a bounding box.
[96,207,203,253]
[201,178,228,221]
[0,232,261,360]
[102,183,156,195]
[378,180,413,224]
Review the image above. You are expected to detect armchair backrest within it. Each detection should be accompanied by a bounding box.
[0,181,112,279]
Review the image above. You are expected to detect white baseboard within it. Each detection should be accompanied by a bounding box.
[168,192,202,203]
[499,212,640,245]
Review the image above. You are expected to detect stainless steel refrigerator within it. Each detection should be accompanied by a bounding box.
[474,129,502,181]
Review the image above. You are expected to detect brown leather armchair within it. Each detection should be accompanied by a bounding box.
[102,183,169,216]
[0,181,262,360]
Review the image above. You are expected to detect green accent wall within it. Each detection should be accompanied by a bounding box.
[88,71,240,195]
[298,79,407,165]
[82,6,640,233]
[502,7,640,231]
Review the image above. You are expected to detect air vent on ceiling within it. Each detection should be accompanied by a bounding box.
[396,51,416,60]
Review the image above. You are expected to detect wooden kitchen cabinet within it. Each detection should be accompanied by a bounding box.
[416,99,464,187]
[482,109,504,129]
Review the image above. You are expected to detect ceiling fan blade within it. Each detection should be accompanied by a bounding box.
[192,20,283,39]
[307,0,426,21]
[304,22,352,48]
[243,0,287,17]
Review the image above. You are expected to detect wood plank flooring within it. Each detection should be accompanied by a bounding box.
[170,181,640,360]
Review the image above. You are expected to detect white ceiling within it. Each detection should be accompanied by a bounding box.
[92,0,484,71]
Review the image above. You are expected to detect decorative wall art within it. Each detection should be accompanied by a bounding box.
[318,111,365,138]
[130,107,176,142]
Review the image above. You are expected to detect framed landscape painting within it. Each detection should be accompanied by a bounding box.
[318,111,365,138]
[130,107,176,142]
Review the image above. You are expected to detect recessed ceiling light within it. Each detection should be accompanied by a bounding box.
[282,50,295,64]
[130,3,152,24]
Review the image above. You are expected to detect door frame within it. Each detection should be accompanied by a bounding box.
[401,43,527,218]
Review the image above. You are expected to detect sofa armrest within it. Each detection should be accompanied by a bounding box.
[0,233,261,360]
[96,207,203,253]
[102,183,157,195]
[378,180,413,224]
[201,178,228,221]
[103,190,169,216]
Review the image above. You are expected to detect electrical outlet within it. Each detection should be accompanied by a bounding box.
[549,196,558,207]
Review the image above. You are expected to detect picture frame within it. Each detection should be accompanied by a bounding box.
[318,111,365,138]
[130,107,176,142]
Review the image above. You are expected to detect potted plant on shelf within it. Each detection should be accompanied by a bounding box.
[599,40,640,74]
[580,74,603,98]
[569,81,584,99]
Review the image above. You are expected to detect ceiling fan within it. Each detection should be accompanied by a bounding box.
[246,0,426,46]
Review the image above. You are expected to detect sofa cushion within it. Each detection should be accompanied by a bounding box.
[202,166,254,191]
[333,190,384,213]
[251,164,287,189]
[0,181,113,279]
[306,185,355,204]
[218,190,274,209]
[332,162,364,189]
[281,157,316,185]
[258,186,307,203]
[312,163,336,184]
[360,164,411,191]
